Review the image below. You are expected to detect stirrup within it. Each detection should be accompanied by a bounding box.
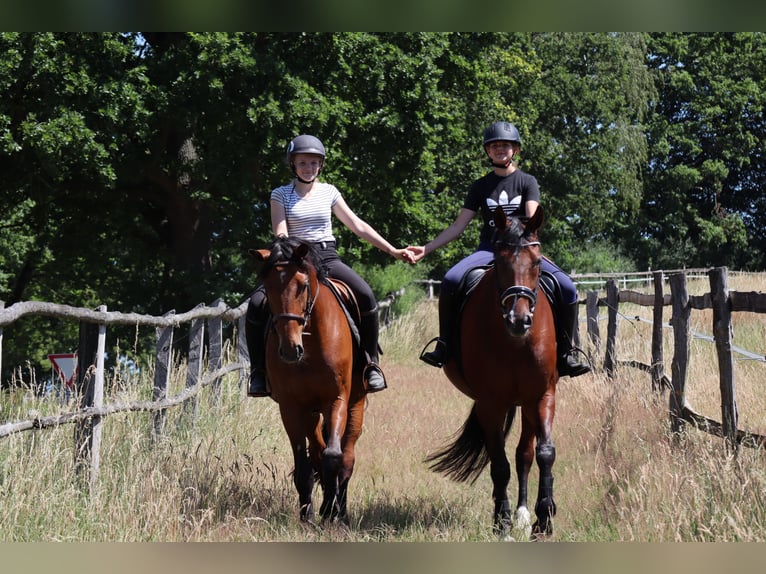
[558,347,591,378]
[420,337,446,368]
[363,363,387,393]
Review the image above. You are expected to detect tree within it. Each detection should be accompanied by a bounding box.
[3,32,766,384]
[526,32,654,272]
[635,33,765,270]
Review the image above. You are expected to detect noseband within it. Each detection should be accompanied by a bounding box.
[496,239,541,320]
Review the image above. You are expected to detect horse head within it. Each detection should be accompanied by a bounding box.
[492,205,544,337]
[249,237,321,364]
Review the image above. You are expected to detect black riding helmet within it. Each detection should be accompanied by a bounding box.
[483,121,521,169]
[286,134,326,183]
[483,121,521,146]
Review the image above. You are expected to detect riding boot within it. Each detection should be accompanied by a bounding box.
[420,290,456,368]
[360,310,387,393]
[556,301,591,378]
[245,300,270,397]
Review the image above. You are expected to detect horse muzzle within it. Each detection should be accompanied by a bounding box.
[279,342,305,363]
[273,312,308,363]
[500,285,537,337]
[504,312,533,337]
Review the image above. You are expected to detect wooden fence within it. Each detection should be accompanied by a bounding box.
[0,291,402,490]
[418,267,766,450]
[583,267,766,451]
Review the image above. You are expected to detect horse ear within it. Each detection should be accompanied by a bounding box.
[294,242,310,259]
[249,249,271,274]
[493,206,507,230]
[526,205,544,233]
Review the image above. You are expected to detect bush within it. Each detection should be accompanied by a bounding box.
[355,261,427,318]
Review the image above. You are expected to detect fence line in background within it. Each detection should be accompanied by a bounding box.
[0,288,404,491]
[418,268,766,450]
[582,267,766,451]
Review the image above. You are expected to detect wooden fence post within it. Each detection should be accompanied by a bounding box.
[153,310,175,439]
[183,304,205,425]
[669,273,690,438]
[73,310,101,483]
[207,299,224,406]
[603,280,619,378]
[238,313,249,395]
[90,306,106,491]
[651,271,665,392]
[585,291,601,367]
[709,267,738,451]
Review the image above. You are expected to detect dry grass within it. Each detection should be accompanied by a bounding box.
[2,273,766,541]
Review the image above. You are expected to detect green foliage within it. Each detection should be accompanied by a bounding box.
[637,32,766,270]
[562,240,638,275]
[3,32,766,384]
[353,259,427,318]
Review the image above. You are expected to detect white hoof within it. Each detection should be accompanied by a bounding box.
[512,506,533,541]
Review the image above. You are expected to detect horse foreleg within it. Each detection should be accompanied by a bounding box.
[318,397,347,522]
[475,402,512,536]
[291,441,315,522]
[282,408,316,522]
[532,441,556,536]
[532,393,557,537]
[513,415,536,540]
[335,396,363,525]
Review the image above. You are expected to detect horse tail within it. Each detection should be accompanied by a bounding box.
[425,405,517,484]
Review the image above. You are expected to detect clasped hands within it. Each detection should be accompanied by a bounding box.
[391,245,427,265]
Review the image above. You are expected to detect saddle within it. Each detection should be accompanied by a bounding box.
[446,264,561,372]
[326,278,363,351]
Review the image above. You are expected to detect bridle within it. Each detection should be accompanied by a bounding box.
[495,238,542,320]
[268,259,320,329]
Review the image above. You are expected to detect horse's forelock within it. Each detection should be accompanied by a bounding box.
[265,236,328,282]
[509,217,525,239]
[495,216,527,247]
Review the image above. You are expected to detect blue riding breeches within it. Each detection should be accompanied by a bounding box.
[441,248,578,305]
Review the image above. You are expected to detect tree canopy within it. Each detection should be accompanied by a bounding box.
[2,32,765,380]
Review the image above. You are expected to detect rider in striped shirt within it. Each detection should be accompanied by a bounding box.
[245,134,414,397]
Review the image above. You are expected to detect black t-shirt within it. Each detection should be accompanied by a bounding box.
[463,169,541,246]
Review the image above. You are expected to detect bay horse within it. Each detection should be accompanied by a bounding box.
[249,236,366,524]
[425,206,559,540]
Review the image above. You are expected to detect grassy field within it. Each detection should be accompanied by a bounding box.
[1,273,766,542]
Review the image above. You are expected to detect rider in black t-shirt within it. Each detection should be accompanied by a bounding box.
[408,121,591,378]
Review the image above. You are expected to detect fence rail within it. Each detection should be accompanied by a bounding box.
[582,267,766,450]
[417,268,766,450]
[417,268,757,299]
[0,288,404,491]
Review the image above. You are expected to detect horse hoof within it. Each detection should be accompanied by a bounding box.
[531,519,553,539]
[512,507,532,541]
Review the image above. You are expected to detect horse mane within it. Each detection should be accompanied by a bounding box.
[264,236,329,283]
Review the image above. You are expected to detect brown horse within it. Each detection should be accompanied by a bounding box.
[250,236,366,524]
[425,206,559,540]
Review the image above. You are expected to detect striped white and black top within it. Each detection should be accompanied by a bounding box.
[271,181,340,243]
